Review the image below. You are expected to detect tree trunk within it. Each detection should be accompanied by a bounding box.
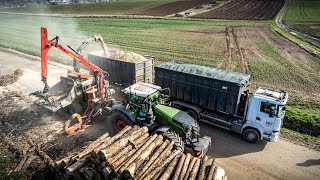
[197,155,208,180]
[139,140,175,179]
[136,139,170,178]
[189,158,201,180]
[108,133,149,165]
[123,135,163,178]
[112,136,153,172]
[65,157,89,175]
[99,127,148,161]
[159,155,180,180]
[172,153,186,180]
[178,153,192,180]
[206,159,217,180]
[144,150,181,180]
[93,125,133,153]
[184,157,197,180]
[118,134,159,173]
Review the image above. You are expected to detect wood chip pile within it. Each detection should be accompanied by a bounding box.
[48,126,227,180]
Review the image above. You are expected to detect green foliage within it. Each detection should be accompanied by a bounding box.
[0,0,176,15]
[285,0,320,22]
[284,102,320,137]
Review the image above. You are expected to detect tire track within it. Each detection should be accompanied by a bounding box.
[224,27,232,71]
[230,27,247,73]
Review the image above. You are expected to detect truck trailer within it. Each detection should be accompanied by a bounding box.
[155,62,288,143]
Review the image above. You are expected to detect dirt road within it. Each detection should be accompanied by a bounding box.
[0,50,319,179]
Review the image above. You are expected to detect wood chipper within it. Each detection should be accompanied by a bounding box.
[31,27,116,134]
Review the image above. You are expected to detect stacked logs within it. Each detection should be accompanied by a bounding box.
[48,126,227,180]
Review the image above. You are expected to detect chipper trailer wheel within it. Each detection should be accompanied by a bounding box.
[110,111,132,134]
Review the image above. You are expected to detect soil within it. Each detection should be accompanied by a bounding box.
[193,0,285,20]
[135,0,210,16]
[0,69,23,86]
[0,50,319,179]
[281,130,320,151]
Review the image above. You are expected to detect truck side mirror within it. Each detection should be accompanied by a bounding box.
[282,106,287,111]
[269,107,275,118]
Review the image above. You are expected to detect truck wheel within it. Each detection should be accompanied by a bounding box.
[111,111,131,132]
[161,129,184,152]
[186,110,199,121]
[242,128,260,143]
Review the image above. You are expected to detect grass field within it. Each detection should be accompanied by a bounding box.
[285,0,320,22]
[0,14,319,104]
[0,0,176,15]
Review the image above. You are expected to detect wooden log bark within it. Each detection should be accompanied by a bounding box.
[159,155,180,180]
[108,133,149,165]
[197,155,208,180]
[189,158,201,180]
[21,155,36,170]
[98,127,148,161]
[143,150,181,180]
[178,153,192,180]
[112,135,153,172]
[206,159,217,180]
[123,135,163,179]
[118,134,159,173]
[35,149,53,164]
[184,157,197,180]
[172,154,186,180]
[77,135,110,159]
[65,156,89,175]
[135,139,170,178]
[14,155,28,172]
[139,140,175,179]
[94,125,133,153]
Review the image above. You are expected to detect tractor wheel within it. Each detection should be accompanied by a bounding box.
[242,128,260,143]
[111,111,131,133]
[161,129,184,152]
[67,102,83,115]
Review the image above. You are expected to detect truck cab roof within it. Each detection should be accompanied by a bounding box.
[253,87,288,105]
[122,82,161,98]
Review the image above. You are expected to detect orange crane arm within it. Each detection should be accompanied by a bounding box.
[40,27,105,100]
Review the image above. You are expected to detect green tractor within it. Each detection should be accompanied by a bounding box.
[110,82,211,157]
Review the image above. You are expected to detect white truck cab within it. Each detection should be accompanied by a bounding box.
[244,87,288,142]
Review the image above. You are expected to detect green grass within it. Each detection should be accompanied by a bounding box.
[0,0,176,15]
[285,0,320,22]
[284,102,320,137]
[0,151,28,179]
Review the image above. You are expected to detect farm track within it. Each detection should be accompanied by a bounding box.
[193,0,285,20]
[224,27,247,73]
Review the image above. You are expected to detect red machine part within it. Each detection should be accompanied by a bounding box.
[40,27,106,100]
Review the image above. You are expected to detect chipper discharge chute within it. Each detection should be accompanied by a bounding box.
[31,27,116,134]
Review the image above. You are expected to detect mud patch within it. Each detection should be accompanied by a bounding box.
[0,69,23,86]
[0,90,104,175]
[280,131,320,151]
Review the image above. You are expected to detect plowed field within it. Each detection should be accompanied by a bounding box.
[193,0,284,20]
[136,0,209,16]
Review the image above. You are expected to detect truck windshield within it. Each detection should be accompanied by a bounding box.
[277,105,286,118]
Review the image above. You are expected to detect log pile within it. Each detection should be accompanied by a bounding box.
[48,126,227,180]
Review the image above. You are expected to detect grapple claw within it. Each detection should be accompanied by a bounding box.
[65,113,83,134]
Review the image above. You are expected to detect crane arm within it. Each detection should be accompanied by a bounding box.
[40,27,106,99]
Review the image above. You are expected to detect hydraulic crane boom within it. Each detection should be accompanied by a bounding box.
[40,27,106,100]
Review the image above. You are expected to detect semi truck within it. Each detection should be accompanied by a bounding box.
[155,62,288,143]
